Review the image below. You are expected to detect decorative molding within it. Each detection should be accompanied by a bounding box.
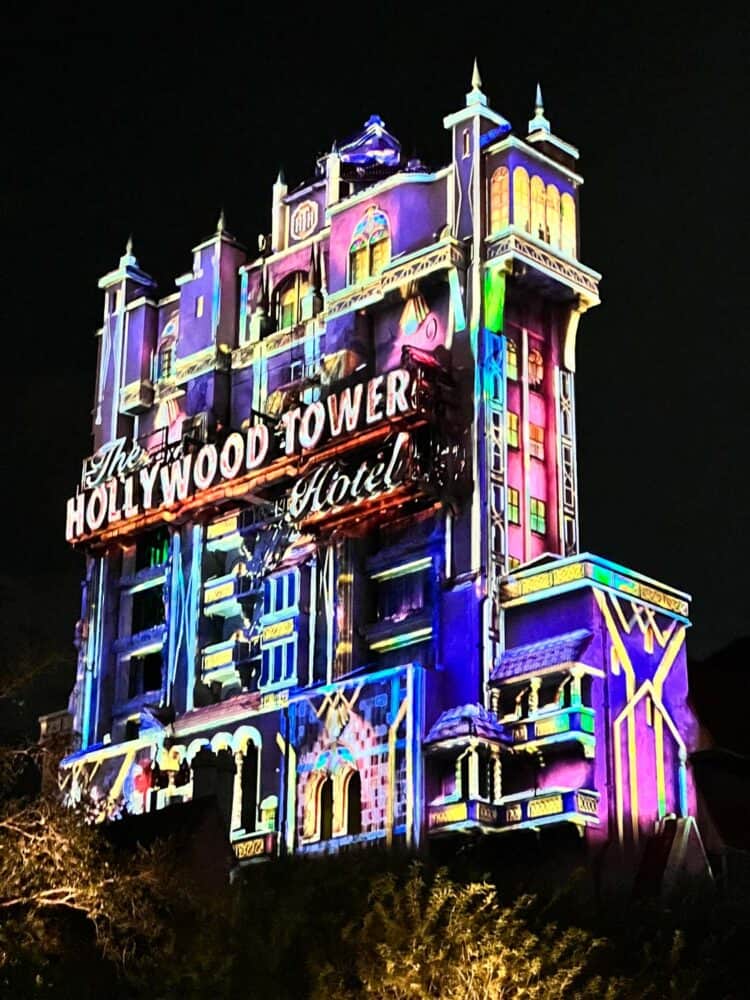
[486,232,600,302]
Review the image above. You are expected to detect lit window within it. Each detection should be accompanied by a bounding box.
[195,295,204,318]
[489,166,509,233]
[513,166,530,232]
[462,129,470,158]
[531,175,547,241]
[158,341,175,379]
[546,184,561,248]
[528,347,544,387]
[506,338,518,380]
[508,487,520,525]
[530,497,546,534]
[507,412,519,449]
[349,207,391,284]
[275,272,309,330]
[561,193,577,257]
[529,424,545,460]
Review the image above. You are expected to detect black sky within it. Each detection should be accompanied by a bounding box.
[1,2,746,672]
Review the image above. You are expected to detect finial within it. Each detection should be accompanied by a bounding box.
[466,58,488,108]
[125,234,133,257]
[216,209,225,235]
[527,81,550,135]
[471,58,482,92]
[275,168,286,186]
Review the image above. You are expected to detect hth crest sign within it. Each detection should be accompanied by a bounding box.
[290,200,319,241]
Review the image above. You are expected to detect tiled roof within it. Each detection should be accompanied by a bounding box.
[424,703,507,745]
[491,629,592,683]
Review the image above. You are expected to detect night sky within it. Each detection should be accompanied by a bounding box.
[1,4,746,689]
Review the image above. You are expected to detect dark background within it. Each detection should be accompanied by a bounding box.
[1,3,746,711]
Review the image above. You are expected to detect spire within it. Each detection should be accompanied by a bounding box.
[308,245,319,289]
[466,57,488,108]
[275,168,286,187]
[471,58,482,92]
[120,234,136,266]
[528,81,551,135]
[216,208,226,235]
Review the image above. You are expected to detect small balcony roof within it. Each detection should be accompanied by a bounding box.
[490,629,592,684]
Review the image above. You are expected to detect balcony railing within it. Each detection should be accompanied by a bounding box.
[427,787,599,836]
[508,706,595,755]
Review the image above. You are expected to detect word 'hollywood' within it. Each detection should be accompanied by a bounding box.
[66,368,414,541]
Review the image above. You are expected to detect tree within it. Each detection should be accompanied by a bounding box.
[313,863,625,1000]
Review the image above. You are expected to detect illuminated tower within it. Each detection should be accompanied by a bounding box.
[60,71,704,879]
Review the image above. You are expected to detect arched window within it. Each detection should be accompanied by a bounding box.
[530,175,546,241]
[345,769,362,836]
[512,167,530,232]
[489,166,509,233]
[546,184,561,248]
[349,207,391,284]
[319,775,334,841]
[240,744,258,832]
[274,271,309,330]
[560,193,577,257]
[528,347,544,387]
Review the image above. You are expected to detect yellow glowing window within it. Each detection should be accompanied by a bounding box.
[349,207,391,285]
[195,295,204,318]
[528,347,544,387]
[158,342,175,379]
[462,129,470,158]
[506,338,518,380]
[276,273,309,330]
[513,166,530,232]
[507,411,519,448]
[529,423,545,460]
[530,497,546,534]
[490,166,510,233]
[531,175,546,241]
[370,234,390,275]
[350,243,369,284]
[561,193,577,257]
[508,487,520,524]
[546,185,561,248]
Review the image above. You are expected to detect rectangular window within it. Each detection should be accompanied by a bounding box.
[507,487,520,525]
[128,651,163,698]
[135,527,170,571]
[530,497,547,535]
[195,295,204,318]
[506,339,518,381]
[462,129,470,158]
[131,587,164,634]
[529,423,545,460]
[507,411,519,449]
[351,246,368,284]
[371,237,389,275]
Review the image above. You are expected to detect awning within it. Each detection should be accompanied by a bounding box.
[491,629,592,683]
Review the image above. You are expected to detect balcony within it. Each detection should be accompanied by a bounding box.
[427,787,599,836]
[201,638,253,684]
[119,378,154,415]
[498,788,599,831]
[507,706,595,757]
[203,572,262,619]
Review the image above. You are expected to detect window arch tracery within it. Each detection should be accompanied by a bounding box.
[560,193,577,257]
[546,184,561,248]
[349,207,391,284]
[530,175,547,241]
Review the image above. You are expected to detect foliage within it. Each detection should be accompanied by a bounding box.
[0,797,178,995]
[312,863,624,1000]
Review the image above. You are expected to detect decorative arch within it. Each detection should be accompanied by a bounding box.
[343,767,362,836]
[561,193,577,257]
[512,167,530,232]
[349,206,391,284]
[210,731,233,753]
[530,175,546,241]
[546,184,561,248]
[231,726,262,754]
[489,166,509,233]
[273,270,309,330]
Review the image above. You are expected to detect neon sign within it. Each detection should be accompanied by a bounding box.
[66,368,414,541]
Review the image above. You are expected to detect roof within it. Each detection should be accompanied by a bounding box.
[424,703,507,745]
[490,629,592,683]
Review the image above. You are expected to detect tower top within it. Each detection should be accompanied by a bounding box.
[527,82,551,134]
[466,57,488,108]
